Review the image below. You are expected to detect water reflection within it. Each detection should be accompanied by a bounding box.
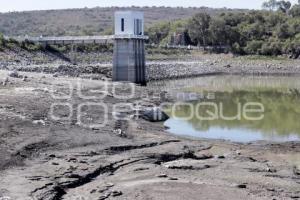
[160,75,300,142]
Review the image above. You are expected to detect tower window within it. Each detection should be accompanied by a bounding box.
[134,19,142,35]
[121,18,125,32]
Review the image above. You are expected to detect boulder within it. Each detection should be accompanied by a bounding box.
[8,70,19,78]
[224,64,232,68]
[2,77,8,86]
[142,107,169,122]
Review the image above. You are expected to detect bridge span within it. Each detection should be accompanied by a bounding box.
[8,35,148,45]
[10,35,114,45]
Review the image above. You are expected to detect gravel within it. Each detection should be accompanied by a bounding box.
[1,52,300,81]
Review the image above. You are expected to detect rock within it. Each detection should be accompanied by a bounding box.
[217,155,226,159]
[156,174,168,178]
[51,162,59,166]
[142,107,169,122]
[104,182,114,188]
[267,188,276,192]
[27,176,43,181]
[224,64,232,68]
[32,120,46,126]
[22,76,28,82]
[194,152,214,160]
[81,167,89,171]
[98,186,109,193]
[169,177,178,180]
[90,189,97,194]
[247,157,257,162]
[164,159,210,170]
[236,184,247,189]
[291,195,300,199]
[67,157,77,162]
[111,190,122,197]
[266,167,277,173]
[8,71,19,78]
[53,73,59,77]
[113,129,126,137]
[98,194,110,200]
[293,166,300,176]
[134,167,149,172]
[2,77,8,86]
[66,173,81,178]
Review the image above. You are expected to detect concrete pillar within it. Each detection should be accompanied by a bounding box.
[113,38,146,85]
[70,44,77,65]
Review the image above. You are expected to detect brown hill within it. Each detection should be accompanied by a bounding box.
[0,6,247,37]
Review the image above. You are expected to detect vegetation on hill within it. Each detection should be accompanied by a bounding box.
[0,6,246,37]
[146,0,300,58]
[1,3,299,58]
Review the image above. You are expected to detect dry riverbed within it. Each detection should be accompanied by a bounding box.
[0,54,300,200]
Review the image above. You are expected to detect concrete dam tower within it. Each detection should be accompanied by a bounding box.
[113,11,148,85]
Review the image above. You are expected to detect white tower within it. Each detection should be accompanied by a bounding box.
[113,11,148,85]
[114,11,144,36]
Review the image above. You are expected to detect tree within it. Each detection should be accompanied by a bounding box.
[188,13,211,46]
[265,11,287,27]
[277,1,292,13]
[262,0,292,13]
[222,12,245,26]
[144,5,300,57]
[276,23,292,39]
[146,22,171,44]
[262,0,279,10]
[289,5,300,17]
[209,18,239,46]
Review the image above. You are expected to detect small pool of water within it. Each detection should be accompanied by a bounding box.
[152,75,300,143]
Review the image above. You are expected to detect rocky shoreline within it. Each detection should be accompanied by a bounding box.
[1,53,300,81]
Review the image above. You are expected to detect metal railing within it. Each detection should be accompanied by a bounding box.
[6,34,149,45]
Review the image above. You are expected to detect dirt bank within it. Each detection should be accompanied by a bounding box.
[0,69,299,200]
[1,50,300,81]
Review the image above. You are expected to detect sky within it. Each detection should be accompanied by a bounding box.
[0,0,299,13]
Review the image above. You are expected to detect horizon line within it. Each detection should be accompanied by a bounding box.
[0,5,254,14]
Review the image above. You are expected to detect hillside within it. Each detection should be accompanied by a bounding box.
[0,6,247,37]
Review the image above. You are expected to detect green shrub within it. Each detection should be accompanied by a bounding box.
[0,33,4,50]
[289,5,300,17]
[244,40,263,54]
[231,42,244,55]
[260,41,283,56]
[283,34,300,58]
[21,41,42,51]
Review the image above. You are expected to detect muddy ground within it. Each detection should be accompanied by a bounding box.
[0,68,299,200]
[0,53,300,200]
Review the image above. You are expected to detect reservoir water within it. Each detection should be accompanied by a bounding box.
[150,75,300,143]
